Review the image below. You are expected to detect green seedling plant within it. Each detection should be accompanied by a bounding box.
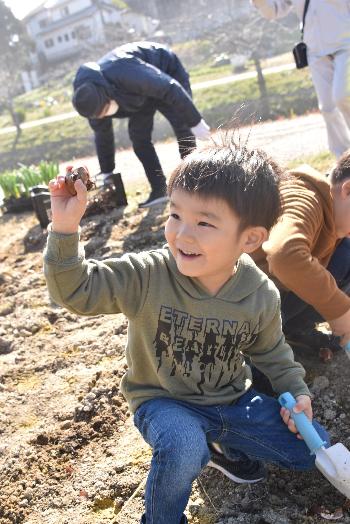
[38,161,59,185]
[17,165,42,196]
[0,172,21,199]
[0,161,59,200]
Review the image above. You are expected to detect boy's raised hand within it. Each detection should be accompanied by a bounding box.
[280,394,313,439]
[49,166,87,234]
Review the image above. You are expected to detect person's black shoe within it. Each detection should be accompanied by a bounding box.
[103,174,116,186]
[138,188,168,208]
[207,444,267,484]
[285,328,342,352]
[141,514,188,523]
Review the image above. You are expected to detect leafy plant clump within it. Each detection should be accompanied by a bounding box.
[0,161,58,200]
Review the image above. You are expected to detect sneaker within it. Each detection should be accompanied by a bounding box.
[285,328,341,352]
[138,188,168,208]
[141,514,188,523]
[207,444,267,484]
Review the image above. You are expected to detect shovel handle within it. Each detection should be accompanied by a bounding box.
[344,341,350,360]
[278,392,327,455]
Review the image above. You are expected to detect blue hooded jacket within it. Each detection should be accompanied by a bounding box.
[73,41,202,172]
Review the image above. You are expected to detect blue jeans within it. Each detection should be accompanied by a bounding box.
[134,389,329,524]
[281,238,350,329]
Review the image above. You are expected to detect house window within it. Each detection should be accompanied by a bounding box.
[57,35,62,43]
[71,31,76,39]
[39,18,49,28]
[75,25,92,40]
[61,6,69,16]
[64,33,69,41]
[44,38,54,48]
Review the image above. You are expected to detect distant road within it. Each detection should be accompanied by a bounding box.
[0,62,295,136]
[0,111,329,207]
[58,112,329,186]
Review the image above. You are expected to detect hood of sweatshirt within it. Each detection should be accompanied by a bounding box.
[163,248,270,304]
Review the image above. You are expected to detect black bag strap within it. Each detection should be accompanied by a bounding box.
[301,0,310,40]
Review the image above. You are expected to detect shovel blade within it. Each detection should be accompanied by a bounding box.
[316,444,350,498]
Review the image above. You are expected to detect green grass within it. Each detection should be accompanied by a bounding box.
[188,52,295,84]
[111,0,128,8]
[189,63,233,83]
[0,68,318,170]
[0,51,296,129]
[0,71,74,128]
[287,150,335,174]
[0,115,132,169]
[193,68,316,125]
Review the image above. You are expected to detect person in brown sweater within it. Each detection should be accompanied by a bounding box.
[251,151,350,354]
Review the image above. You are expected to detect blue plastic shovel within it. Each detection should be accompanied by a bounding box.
[279,392,350,498]
[343,341,350,360]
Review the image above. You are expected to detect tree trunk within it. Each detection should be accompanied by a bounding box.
[8,102,21,151]
[252,53,270,120]
[93,0,106,32]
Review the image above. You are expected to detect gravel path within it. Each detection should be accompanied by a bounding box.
[60,112,330,191]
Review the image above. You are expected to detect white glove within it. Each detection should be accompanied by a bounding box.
[191,119,211,140]
[96,172,113,181]
[94,172,114,186]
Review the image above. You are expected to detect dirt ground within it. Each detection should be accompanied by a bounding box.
[1,174,350,524]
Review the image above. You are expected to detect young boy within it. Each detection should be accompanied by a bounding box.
[44,141,329,524]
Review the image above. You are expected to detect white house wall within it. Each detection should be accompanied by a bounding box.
[24,0,155,65]
[37,12,105,62]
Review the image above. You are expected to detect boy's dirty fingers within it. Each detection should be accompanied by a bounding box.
[280,407,292,426]
[280,407,298,434]
[294,395,313,421]
[49,177,64,193]
[74,179,88,202]
[48,179,58,191]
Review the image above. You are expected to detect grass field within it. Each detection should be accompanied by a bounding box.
[0,50,295,129]
[287,150,334,174]
[0,66,318,171]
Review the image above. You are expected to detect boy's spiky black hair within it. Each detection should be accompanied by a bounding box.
[168,134,285,232]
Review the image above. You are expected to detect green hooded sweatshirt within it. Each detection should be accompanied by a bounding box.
[44,230,309,412]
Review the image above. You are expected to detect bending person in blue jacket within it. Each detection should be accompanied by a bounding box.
[72,41,210,207]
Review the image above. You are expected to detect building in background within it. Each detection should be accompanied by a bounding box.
[24,0,159,70]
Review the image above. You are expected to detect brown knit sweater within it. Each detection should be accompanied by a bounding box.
[251,164,350,320]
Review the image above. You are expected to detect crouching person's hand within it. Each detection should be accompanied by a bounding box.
[328,308,350,347]
[280,394,312,439]
[49,166,87,234]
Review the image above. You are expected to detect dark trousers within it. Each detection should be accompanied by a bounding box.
[281,238,350,332]
[128,103,196,191]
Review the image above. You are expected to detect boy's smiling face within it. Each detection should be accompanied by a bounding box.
[165,189,267,295]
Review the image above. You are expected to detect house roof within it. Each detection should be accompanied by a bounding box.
[24,2,47,20]
[25,1,120,31]
[35,6,97,36]
[24,0,116,22]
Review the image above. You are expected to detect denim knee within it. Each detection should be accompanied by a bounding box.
[154,424,210,478]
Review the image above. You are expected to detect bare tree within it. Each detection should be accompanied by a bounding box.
[204,4,297,120]
[0,0,32,149]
